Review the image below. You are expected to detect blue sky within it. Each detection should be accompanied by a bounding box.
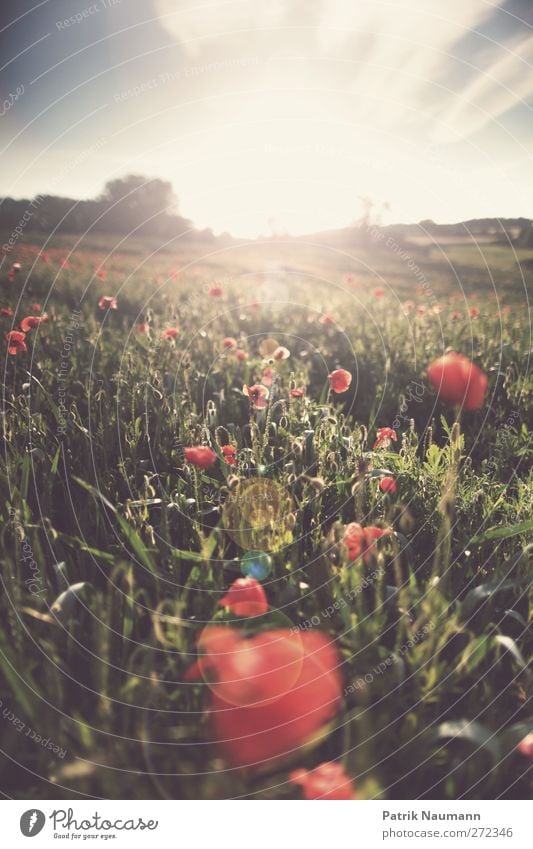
[1,0,533,235]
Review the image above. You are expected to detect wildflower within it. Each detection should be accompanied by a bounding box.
[30,303,42,313]
[516,733,533,760]
[222,337,237,349]
[243,383,269,410]
[291,387,305,398]
[184,446,217,469]
[186,627,342,767]
[261,367,275,387]
[328,368,352,394]
[11,262,21,273]
[374,287,385,298]
[235,348,247,361]
[219,577,268,617]
[221,444,237,466]
[95,266,107,280]
[6,330,26,355]
[273,346,290,361]
[319,314,336,325]
[250,298,261,311]
[343,523,390,563]
[98,296,117,310]
[20,315,47,332]
[379,476,397,494]
[469,307,480,318]
[373,427,397,449]
[290,762,356,800]
[259,338,279,357]
[208,285,223,297]
[136,322,149,334]
[161,327,179,340]
[0,307,14,318]
[427,352,487,411]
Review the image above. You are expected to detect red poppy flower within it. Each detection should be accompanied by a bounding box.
[98,296,117,310]
[243,383,269,409]
[516,733,533,760]
[469,307,480,318]
[136,323,149,334]
[319,313,336,325]
[427,352,487,411]
[343,523,390,564]
[235,348,247,361]
[30,303,42,313]
[161,327,179,340]
[95,267,107,280]
[20,315,47,332]
[6,330,26,355]
[219,577,268,617]
[208,285,223,297]
[291,387,305,398]
[379,476,397,495]
[221,444,237,465]
[0,307,13,318]
[328,368,352,394]
[184,446,217,469]
[273,346,290,361]
[186,627,342,768]
[374,287,385,298]
[373,427,397,450]
[222,337,237,349]
[261,367,275,386]
[250,298,261,311]
[290,762,356,800]
[451,310,461,321]
[402,301,414,313]
[7,271,15,282]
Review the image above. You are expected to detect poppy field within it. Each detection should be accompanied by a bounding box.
[0,235,531,800]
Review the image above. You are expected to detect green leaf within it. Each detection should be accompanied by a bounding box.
[470,519,533,545]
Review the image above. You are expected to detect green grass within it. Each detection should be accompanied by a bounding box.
[0,233,531,799]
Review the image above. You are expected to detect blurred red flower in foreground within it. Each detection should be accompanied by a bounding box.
[291,387,305,398]
[0,307,14,317]
[243,383,269,409]
[208,285,223,297]
[328,368,352,394]
[136,322,149,334]
[379,476,397,495]
[219,577,268,617]
[516,733,533,760]
[222,337,237,349]
[273,345,290,361]
[184,446,217,469]
[221,444,237,466]
[427,353,487,411]
[20,315,47,332]
[373,427,397,449]
[161,327,179,340]
[30,303,42,313]
[235,348,247,361]
[343,523,390,563]
[6,330,26,355]
[186,627,342,768]
[290,762,356,800]
[98,296,117,310]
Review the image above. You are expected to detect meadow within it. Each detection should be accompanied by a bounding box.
[0,231,531,800]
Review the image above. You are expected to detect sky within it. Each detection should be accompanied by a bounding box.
[1,0,533,236]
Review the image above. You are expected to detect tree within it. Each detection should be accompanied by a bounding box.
[100,175,177,233]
